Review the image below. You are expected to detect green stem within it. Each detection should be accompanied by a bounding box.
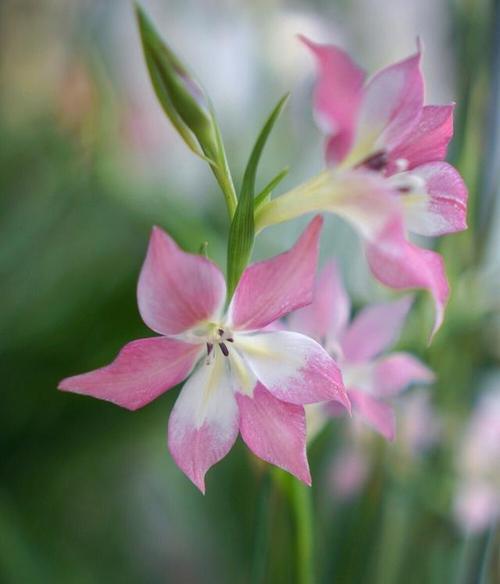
[289,478,315,584]
[211,157,237,218]
[251,471,273,584]
[206,121,238,219]
[479,525,498,584]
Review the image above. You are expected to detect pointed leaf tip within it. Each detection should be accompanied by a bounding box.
[227,94,290,298]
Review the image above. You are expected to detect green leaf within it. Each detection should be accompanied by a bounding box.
[226,94,289,298]
[254,167,289,210]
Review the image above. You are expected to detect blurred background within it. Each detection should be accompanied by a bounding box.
[1,0,499,582]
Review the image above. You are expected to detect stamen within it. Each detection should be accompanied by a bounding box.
[394,158,409,172]
[358,150,388,172]
[219,342,229,357]
[217,328,224,336]
[388,172,426,195]
[206,342,213,356]
[226,337,234,343]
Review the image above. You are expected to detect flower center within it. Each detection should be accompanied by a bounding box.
[387,171,426,195]
[357,149,388,172]
[357,150,424,195]
[205,325,234,363]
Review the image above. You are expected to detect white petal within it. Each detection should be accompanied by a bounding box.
[235,331,348,408]
[168,352,239,492]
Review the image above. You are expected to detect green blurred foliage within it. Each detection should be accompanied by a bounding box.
[0,0,499,583]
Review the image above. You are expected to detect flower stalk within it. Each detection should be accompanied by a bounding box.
[289,475,315,584]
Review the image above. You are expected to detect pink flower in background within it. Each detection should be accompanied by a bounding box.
[454,385,500,533]
[329,444,370,500]
[301,37,468,335]
[398,390,441,456]
[290,262,434,440]
[59,217,349,492]
[328,390,440,501]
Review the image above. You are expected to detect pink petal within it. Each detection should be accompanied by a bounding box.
[229,216,323,331]
[137,226,226,335]
[341,296,413,363]
[300,36,366,164]
[399,390,441,454]
[355,49,423,157]
[330,445,370,499]
[322,170,403,241]
[237,383,311,485]
[59,337,201,410]
[404,162,468,236]
[373,352,435,397]
[348,389,396,441]
[365,218,449,338]
[168,354,239,493]
[236,331,350,409]
[288,261,351,346]
[388,104,454,171]
[455,482,500,534]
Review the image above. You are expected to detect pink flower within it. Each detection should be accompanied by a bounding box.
[329,445,370,500]
[256,38,467,337]
[398,390,441,456]
[289,262,434,440]
[59,217,349,492]
[454,385,500,533]
[454,482,499,535]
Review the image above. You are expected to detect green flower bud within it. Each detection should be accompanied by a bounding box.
[135,4,218,159]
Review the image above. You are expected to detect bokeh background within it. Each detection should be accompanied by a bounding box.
[1,0,499,582]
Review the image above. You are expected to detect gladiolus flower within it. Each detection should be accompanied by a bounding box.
[398,390,441,456]
[454,385,500,533]
[289,262,434,440]
[256,38,468,337]
[59,217,349,492]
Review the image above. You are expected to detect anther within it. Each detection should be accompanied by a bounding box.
[219,342,229,357]
[358,150,388,172]
[206,342,213,355]
[217,328,224,336]
[226,337,234,343]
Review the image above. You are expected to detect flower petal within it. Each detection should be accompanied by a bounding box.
[373,352,435,397]
[402,162,468,236]
[365,218,449,338]
[345,49,423,166]
[330,445,370,499]
[237,383,311,484]
[328,171,404,240]
[137,226,226,335]
[254,170,401,241]
[288,261,351,348]
[340,296,413,363]
[348,389,395,441]
[388,104,454,171]
[300,36,366,164]
[229,216,323,331]
[454,481,500,534]
[167,353,239,493]
[58,337,201,410]
[236,331,349,409]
